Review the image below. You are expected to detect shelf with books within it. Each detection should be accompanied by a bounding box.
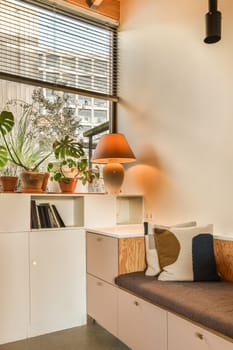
[30,194,144,230]
[31,195,84,229]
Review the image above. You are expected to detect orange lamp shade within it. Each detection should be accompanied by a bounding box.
[91,133,136,194]
[91,133,136,164]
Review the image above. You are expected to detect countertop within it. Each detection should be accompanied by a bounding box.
[86,224,233,240]
[86,224,144,238]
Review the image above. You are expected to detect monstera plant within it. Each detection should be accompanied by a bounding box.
[0,110,85,192]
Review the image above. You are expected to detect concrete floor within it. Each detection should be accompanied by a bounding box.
[0,321,130,350]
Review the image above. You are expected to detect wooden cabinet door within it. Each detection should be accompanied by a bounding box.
[86,232,118,284]
[29,228,86,337]
[118,288,167,350]
[168,313,233,350]
[87,274,118,337]
[0,232,29,344]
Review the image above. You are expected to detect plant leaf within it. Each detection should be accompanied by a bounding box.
[53,135,85,160]
[0,145,8,168]
[0,111,14,135]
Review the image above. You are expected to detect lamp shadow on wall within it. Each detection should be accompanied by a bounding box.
[123,144,171,211]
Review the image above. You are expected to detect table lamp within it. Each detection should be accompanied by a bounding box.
[91,133,136,194]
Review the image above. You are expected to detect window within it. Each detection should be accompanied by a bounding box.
[79,96,92,107]
[94,59,108,76]
[62,57,76,71]
[46,55,60,69]
[79,58,92,74]
[0,0,118,99]
[94,98,107,108]
[94,110,107,124]
[0,0,118,158]
[79,109,92,124]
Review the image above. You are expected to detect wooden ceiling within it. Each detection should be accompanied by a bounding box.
[64,0,120,21]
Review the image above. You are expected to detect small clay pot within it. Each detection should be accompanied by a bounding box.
[59,178,78,193]
[0,176,18,192]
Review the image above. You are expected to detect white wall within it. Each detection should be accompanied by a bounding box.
[119,0,233,234]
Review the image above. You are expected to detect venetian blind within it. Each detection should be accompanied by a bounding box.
[0,0,118,101]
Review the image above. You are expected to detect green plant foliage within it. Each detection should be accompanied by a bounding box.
[0,111,15,135]
[30,88,82,146]
[0,106,86,172]
[47,157,100,186]
[0,145,8,168]
[53,135,85,160]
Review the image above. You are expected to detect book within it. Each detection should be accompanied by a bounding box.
[38,203,54,228]
[37,205,48,228]
[51,204,66,227]
[46,204,60,228]
[48,203,60,228]
[31,200,40,229]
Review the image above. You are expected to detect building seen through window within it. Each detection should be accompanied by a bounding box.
[0,0,117,161]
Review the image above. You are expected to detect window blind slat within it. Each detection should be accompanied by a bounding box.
[0,0,118,100]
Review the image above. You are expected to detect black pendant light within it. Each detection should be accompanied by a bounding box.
[204,0,222,44]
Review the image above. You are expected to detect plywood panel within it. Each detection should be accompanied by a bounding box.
[118,237,233,281]
[65,0,120,20]
[118,237,146,275]
[214,239,233,282]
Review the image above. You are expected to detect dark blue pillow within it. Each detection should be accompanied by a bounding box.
[192,234,220,281]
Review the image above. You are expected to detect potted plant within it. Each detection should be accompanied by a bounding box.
[0,109,85,192]
[0,164,18,192]
[47,157,100,193]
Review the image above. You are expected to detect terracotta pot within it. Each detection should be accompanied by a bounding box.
[59,178,78,193]
[20,171,45,193]
[41,172,50,192]
[0,176,18,192]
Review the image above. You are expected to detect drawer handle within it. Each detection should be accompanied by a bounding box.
[196,332,204,340]
[134,301,139,306]
[97,282,102,286]
[96,237,103,242]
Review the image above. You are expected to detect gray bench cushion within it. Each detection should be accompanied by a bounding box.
[115,272,233,340]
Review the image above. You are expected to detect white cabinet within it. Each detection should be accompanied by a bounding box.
[33,194,144,229]
[0,194,30,232]
[0,232,29,345]
[168,313,233,350]
[87,274,118,337]
[86,229,145,337]
[118,288,167,350]
[86,232,118,284]
[29,228,86,337]
[86,232,119,335]
[84,195,143,227]
[0,193,144,345]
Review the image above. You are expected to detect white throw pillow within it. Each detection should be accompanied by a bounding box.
[157,224,214,281]
[144,221,197,276]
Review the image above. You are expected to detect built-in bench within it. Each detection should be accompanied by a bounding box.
[87,228,233,350]
[115,272,233,340]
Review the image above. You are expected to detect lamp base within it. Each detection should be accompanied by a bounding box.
[103,163,124,195]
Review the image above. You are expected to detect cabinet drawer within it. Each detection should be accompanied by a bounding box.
[118,288,167,350]
[87,274,118,337]
[168,313,233,350]
[86,232,118,284]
